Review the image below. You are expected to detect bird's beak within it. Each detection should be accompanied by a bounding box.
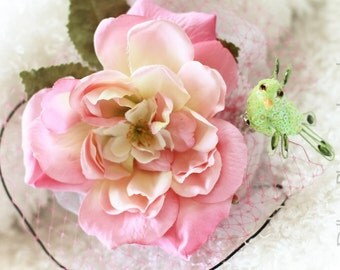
[264,98,273,109]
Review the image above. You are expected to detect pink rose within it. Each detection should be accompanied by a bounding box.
[22,0,247,257]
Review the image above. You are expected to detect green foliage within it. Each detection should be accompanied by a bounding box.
[218,39,240,63]
[20,63,93,99]
[68,0,130,69]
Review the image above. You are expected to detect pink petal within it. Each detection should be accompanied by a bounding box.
[81,132,132,181]
[172,150,210,183]
[80,133,104,180]
[26,160,92,192]
[150,93,173,134]
[171,150,222,197]
[69,70,131,126]
[137,149,173,171]
[195,118,247,203]
[102,159,134,181]
[194,40,238,95]
[128,0,217,43]
[94,15,147,73]
[155,197,232,257]
[40,78,81,134]
[22,89,93,192]
[79,185,179,248]
[186,109,218,152]
[29,119,91,185]
[128,20,194,73]
[167,111,196,152]
[178,61,226,118]
[22,89,47,184]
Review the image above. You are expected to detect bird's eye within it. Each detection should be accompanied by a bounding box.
[277,90,284,97]
[260,84,267,91]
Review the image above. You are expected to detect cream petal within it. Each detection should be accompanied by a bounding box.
[127,20,194,73]
[108,180,149,214]
[102,136,131,163]
[131,147,159,164]
[127,170,172,202]
[102,160,133,181]
[131,65,190,110]
[125,98,157,124]
[95,122,130,137]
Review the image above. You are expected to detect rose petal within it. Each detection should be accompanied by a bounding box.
[128,20,194,73]
[102,159,133,181]
[194,40,238,94]
[79,185,179,247]
[195,118,247,203]
[103,136,131,163]
[125,98,156,124]
[108,180,149,214]
[41,78,80,134]
[29,119,91,185]
[24,143,92,192]
[94,15,147,73]
[171,151,222,197]
[81,133,105,180]
[137,149,173,171]
[155,197,232,257]
[171,150,210,183]
[22,89,92,192]
[70,70,131,126]
[150,93,173,134]
[22,89,47,184]
[185,109,218,152]
[131,65,190,111]
[131,147,160,164]
[166,111,196,152]
[178,61,226,118]
[127,170,172,202]
[128,0,217,43]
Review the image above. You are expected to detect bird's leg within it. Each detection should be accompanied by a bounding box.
[281,134,289,159]
[271,131,280,151]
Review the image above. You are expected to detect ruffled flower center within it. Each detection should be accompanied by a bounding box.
[127,120,154,147]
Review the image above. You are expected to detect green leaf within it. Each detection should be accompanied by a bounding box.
[20,63,93,99]
[68,0,130,69]
[218,39,240,63]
